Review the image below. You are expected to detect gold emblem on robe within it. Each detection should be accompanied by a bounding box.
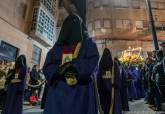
[102,71,112,79]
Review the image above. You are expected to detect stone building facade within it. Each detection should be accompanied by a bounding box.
[86,0,165,56]
[0,0,58,68]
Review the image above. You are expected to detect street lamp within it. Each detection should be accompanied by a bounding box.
[145,0,159,50]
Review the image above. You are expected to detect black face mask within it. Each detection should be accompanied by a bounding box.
[100,48,113,70]
[15,55,26,69]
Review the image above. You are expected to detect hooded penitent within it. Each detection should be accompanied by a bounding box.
[43,0,100,114]
[97,48,122,114]
[3,55,28,114]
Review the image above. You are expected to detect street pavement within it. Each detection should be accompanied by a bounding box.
[128,99,165,114]
[23,99,154,114]
[0,99,164,114]
[23,105,43,114]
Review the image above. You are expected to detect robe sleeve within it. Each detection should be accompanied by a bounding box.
[43,49,60,83]
[73,39,99,79]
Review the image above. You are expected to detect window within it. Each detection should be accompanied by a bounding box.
[94,20,102,29]
[32,45,42,65]
[116,20,123,28]
[103,19,111,28]
[94,0,101,8]
[143,20,149,28]
[116,19,130,29]
[35,0,57,16]
[123,20,131,29]
[102,0,109,6]
[136,21,143,30]
[88,22,93,32]
[132,0,140,9]
[31,7,55,43]
[114,0,128,8]
[0,41,19,61]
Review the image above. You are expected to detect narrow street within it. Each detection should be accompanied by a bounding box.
[23,106,43,114]
[21,99,165,114]
[129,99,152,111]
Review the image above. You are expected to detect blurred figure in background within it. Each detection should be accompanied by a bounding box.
[151,50,165,111]
[3,55,28,114]
[114,57,129,111]
[30,65,41,96]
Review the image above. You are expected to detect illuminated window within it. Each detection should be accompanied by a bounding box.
[116,19,130,29]
[88,22,93,32]
[136,20,149,30]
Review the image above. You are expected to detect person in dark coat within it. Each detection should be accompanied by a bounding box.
[3,55,28,114]
[42,0,99,114]
[30,65,41,94]
[152,50,165,111]
[97,49,122,114]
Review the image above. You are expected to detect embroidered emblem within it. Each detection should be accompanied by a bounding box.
[62,54,73,65]
[102,71,112,79]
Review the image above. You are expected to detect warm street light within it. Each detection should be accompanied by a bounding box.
[145,0,159,50]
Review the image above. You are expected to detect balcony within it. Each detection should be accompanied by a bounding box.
[30,6,56,47]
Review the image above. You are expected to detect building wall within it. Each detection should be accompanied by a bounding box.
[96,39,154,57]
[0,18,49,68]
[87,0,165,56]
[0,0,33,33]
[0,0,57,68]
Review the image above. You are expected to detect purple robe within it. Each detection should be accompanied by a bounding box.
[133,69,145,99]
[43,38,99,114]
[3,67,28,114]
[97,62,122,114]
[127,69,137,100]
[120,67,129,111]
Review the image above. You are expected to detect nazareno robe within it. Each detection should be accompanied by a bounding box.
[97,61,122,114]
[43,38,99,114]
[127,69,137,100]
[120,67,129,111]
[3,67,28,114]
